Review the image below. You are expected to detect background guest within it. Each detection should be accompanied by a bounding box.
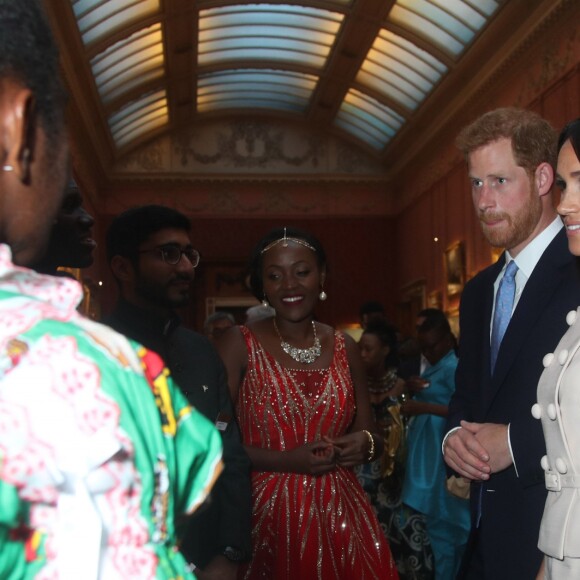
[402,314,470,580]
[357,320,433,579]
[31,180,96,275]
[245,302,275,324]
[105,205,252,579]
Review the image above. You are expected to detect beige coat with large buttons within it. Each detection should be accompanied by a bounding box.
[535,307,580,561]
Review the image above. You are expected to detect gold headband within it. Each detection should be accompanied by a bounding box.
[261,227,316,254]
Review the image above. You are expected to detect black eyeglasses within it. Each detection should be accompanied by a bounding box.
[138,244,200,268]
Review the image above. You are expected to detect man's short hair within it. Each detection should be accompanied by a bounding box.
[456,107,557,174]
[106,205,191,264]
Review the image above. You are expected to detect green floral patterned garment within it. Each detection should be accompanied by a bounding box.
[0,245,223,579]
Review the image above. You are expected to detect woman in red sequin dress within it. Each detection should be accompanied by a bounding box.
[218,227,398,580]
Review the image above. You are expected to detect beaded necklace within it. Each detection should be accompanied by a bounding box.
[273,319,322,364]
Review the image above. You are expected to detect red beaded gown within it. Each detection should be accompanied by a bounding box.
[236,326,398,580]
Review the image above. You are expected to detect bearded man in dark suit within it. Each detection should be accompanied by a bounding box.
[443,108,580,580]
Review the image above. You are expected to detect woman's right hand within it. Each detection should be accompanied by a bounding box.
[285,441,336,475]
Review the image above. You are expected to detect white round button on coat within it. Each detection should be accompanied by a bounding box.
[556,458,568,474]
[543,353,554,367]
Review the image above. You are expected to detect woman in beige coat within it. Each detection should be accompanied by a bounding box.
[535,118,580,579]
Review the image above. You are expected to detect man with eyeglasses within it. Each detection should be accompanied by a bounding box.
[104,205,251,580]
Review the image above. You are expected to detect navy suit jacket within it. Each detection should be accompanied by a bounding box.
[447,228,580,579]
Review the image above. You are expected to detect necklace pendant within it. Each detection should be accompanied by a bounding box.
[281,338,321,364]
[274,319,322,364]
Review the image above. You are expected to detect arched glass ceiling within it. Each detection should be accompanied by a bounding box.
[72,0,160,46]
[68,0,501,153]
[198,4,344,69]
[338,0,500,148]
[198,69,318,114]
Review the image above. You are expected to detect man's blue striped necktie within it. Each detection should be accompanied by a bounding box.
[490,260,518,372]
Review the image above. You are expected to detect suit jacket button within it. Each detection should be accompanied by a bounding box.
[547,404,557,420]
[541,455,549,471]
[531,403,542,419]
[567,310,577,326]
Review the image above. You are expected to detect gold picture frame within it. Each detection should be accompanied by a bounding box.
[444,241,465,299]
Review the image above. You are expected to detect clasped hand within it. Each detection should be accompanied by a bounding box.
[443,421,511,481]
[288,432,369,475]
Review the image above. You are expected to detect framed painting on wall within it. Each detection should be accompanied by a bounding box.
[444,241,465,299]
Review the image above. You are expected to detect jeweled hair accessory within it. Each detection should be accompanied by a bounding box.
[261,227,316,254]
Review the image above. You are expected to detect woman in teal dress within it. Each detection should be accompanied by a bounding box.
[401,314,470,580]
[357,321,434,580]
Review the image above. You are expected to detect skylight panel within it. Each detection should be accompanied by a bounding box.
[199,4,343,69]
[109,90,167,148]
[390,5,463,56]
[388,0,500,58]
[430,0,486,28]
[71,0,160,45]
[336,89,404,150]
[90,24,164,104]
[198,69,317,114]
[464,0,501,17]
[357,30,446,111]
[398,0,475,43]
